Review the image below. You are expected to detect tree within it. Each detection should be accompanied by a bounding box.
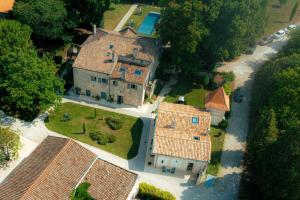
[159,0,208,74]
[0,49,64,120]
[279,0,288,7]
[13,0,68,40]
[70,182,95,200]
[64,0,111,27]
[0,127,21,167]
[0,20,32,54]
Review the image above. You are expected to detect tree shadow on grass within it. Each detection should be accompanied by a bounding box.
[127,118,144,159]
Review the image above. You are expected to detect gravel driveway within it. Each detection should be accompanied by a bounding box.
[214,37,289,199]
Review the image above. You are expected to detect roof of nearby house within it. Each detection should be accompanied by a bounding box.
[111,62,150,85]
[0,0,14,13]
[152,102,211,161]
[205,87,230,111]
[73,27,159,74]
[0,136,138,200]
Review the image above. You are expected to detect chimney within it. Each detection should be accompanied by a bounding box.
[121,70,125,80]
[170,120,176,129]
[132,48,138,58]
[112,50,115,62]
[93,24,96,35]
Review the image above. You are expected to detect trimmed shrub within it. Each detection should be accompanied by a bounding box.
[218,119,228,130]
[107,134,116,143]
[105,117,123,130]
[90,131,101,141]
[98,134,108,145]
[203,75,210,86]
[138,183,176,200]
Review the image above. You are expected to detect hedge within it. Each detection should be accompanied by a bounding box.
[138,183,176,200]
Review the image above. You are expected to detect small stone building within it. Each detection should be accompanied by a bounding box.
[205,87,230,125]
[73,27,161,107]
[151,102,212,184]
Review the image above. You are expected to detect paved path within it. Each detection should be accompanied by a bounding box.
[214,37,289,199]
[114,4,137,32]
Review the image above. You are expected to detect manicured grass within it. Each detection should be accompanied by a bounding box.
[207,127,225,176]
[45,103,143,159]
[124,5,160,32]
[163,78,208,109]
[264,0,300,36]
[103,3,131,30]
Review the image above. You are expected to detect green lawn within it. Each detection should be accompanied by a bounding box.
[264,0,300,36]
[124,5,160,32]
[207,127,225,176]
[163,79,208,109]
[45,103,143,159]
[103,3,131,30]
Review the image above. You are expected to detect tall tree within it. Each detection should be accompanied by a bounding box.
[0,49,64,120]
[0,127,21,168]
[13,0,68,40]
[159,0,207,74]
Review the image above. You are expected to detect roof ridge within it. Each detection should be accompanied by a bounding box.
[155,134,210,144]
[21,137,71,199]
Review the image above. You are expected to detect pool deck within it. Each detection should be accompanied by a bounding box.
[114,4,138,32]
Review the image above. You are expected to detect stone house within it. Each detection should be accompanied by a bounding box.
[0,136,139,200]
[73,27,161,107]
[205,87,230,125]
[151,102,211,184]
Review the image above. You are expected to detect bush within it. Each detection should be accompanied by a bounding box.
[222,71,235,82]
[107,134,116,143]
[218,119,228,130]
[105,117,123,130]
[202,75,210,86]
[98,134,108,145]
[138,183,176,200]
[90,131,101,141]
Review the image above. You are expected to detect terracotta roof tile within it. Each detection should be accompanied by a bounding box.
[205,87,230,111]
[0,0,14,13]
[73,28,159,74]
[83,159,138,200]
[111,62,149,84]
[153,102,211,161]
[0,136,138,200]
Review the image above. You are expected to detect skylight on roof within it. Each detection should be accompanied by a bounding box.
[192,117,199,124]
[135,69,142,76]
[119,67,126,72]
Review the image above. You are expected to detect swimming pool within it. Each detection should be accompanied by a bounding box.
[137,12,160,36]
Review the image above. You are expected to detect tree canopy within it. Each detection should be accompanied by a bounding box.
[13,0,68,40]
[0,127,21,168]
[241,28,300,200]
[158,0,267,73]
[0,20,64,120]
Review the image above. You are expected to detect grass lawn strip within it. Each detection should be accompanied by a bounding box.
[45,102,143,159]
[103,3,131,30]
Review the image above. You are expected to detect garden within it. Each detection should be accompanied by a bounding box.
[45,103,143,159]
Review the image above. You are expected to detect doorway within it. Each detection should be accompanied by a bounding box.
[187,162,194,171]
[117,95,123,104]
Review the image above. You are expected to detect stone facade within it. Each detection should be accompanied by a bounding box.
[73,67,147,107]
[206,108,225,125]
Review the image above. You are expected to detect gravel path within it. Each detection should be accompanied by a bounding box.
[114,4,137,32]
[215,37,289,199]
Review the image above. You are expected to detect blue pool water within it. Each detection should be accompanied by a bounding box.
[137,12,160,36]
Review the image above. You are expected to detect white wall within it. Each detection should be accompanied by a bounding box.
[207,108,225,125]
[154,154,208,174]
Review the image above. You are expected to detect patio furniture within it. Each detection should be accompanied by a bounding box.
[171,167,176,174]
[162,166,166,173]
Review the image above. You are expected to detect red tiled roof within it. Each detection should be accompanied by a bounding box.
[0,0,14,13]
[0,136,138,200]
[153,102,211,161]
[111,62,150,84]
[205,87,230,111]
